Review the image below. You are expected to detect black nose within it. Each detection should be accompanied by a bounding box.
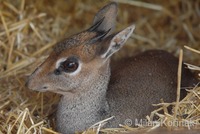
[25,76,34,90]
[25,77,30,88]
[25,80,33,90]
[25,81,29,87]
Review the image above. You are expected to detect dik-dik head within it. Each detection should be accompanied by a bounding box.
[26,2,135,95]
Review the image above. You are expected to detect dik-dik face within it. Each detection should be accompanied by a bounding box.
[26,2,135,95]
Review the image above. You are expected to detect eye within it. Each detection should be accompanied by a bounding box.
[60,57,79,73]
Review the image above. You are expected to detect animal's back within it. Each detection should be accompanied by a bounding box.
[107,50,196,127]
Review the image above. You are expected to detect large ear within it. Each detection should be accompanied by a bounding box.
[89,2,118,36]
[101,25,135,60]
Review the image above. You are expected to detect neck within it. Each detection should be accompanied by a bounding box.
[56,63,111,133]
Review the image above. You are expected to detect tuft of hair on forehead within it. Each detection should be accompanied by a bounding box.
[53,31,98,54]
[53,28,111,55]
[52,2,118,56]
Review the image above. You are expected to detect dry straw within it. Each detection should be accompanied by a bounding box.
[0,0,199,134]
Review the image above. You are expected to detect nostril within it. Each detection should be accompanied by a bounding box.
[42,86,48,89]
[25,75,32,88]
[25,81,29,88]
[25,79,31,88]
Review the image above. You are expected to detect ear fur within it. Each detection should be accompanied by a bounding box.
[101,25,135,59]
[91,2,118,37]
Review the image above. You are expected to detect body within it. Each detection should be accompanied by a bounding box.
[107,50,196,127]
[56,50,196,133]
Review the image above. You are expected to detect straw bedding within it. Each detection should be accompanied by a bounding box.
[0,0,199,133]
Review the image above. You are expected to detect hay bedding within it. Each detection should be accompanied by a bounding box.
[0,0,199,133]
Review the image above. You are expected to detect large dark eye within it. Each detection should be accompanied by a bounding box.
[60,57,79,73]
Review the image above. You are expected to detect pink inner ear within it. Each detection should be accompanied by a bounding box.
[101,25,135,59]
[113,27,134,44]
[113,37,122,43]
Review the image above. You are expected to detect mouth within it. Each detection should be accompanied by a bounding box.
[57,88,66,92]
[31,87,61,93]
[31,88,47,92]
[29,86,74,95]
[53,88,75,95]
[36,89,47,92]
[51,88,67,94]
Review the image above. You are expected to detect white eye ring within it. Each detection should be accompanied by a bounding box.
[55,57,82,76]
[56,58,66,69]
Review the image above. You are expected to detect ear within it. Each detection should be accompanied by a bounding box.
[101,25,135,59]
[90,2,118,36]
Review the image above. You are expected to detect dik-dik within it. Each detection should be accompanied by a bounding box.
[26,2,197,134]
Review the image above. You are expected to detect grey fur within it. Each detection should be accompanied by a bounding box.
[56,63,111,133]
[107,50,197,127]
